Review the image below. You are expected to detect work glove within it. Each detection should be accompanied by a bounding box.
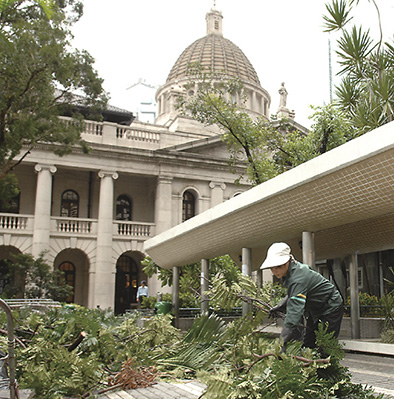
[269,295,288,318]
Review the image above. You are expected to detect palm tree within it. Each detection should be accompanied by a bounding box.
[323,0,394,133]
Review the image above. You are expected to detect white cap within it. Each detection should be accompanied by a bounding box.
[260,242,291,269]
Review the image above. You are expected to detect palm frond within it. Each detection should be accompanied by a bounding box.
[323,0,353,32]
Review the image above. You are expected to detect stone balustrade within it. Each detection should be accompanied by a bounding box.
[0,213,154,240]
[0,214,31,231]
[58,117,161,148]
[114,221,155,237]
[53,217,96,234]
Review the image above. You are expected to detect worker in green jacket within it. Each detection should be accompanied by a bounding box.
[261,242,344,350]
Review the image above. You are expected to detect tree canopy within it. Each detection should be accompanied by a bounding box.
[0,0,108,201]
[177,65,355,186]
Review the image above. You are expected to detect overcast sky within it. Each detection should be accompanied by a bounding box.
[71,0,394,128]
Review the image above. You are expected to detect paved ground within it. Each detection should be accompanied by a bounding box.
[1,352,393,398]
[342,352,394,398]
[95,352,394,399]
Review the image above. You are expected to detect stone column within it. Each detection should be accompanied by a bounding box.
[209,181,226,208]
[349,253,360,339]
[155,176,173,234]
[150,176,173,295]
[90,170,118,309]
[172,266,180,328]
[242,247,252,315]
[302,231,315,269]
[32,164,57,258]
[201,258,210,314]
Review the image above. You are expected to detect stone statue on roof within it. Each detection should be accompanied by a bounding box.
[279,82,288,107]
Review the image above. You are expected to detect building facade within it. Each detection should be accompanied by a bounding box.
[0,7,283,313]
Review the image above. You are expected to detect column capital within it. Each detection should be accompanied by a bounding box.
[98,170,118,180]
[157,175,173,184]
[34,164,57,174]
[209,181,226,190]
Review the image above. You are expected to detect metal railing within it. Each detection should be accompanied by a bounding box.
[0,299,18,399]
[3,298,61,310]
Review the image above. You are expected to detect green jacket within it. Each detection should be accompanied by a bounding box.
[282,260,343,332]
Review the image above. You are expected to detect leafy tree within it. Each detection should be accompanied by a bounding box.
[323,0,394,132]
[177,65,356,186]
[0,0,108,200]
[1,251,72,301]
[0,0,54,17]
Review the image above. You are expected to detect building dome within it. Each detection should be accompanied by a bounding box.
[155,8,271,127]
[166,34,261,87]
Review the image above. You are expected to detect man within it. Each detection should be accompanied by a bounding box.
[136,280,149,306]
[261,242,343,350]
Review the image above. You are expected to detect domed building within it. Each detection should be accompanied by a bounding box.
[0,7,300,313]
[155,8,271,128]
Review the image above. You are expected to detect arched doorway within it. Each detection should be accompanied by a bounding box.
[54,249,90,307]
[115,255,138,314]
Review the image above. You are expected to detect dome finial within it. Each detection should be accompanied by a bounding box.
[206,6,223,36]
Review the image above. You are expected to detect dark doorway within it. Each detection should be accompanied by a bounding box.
[115,255,138,314]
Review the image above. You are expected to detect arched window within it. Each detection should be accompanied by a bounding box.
[116,195,132,221]
[59,261,75,303]
[182,190,195,222]
[0,192,20,214]
[61,190,79,217]
[115,255,139,314]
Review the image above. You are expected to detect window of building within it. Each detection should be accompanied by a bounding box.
[116,195,132,221]
[59,261,75,303]
[214,20,219,30]
[61,190,79,217]
[0,192,20,214]
[182,190,195,222]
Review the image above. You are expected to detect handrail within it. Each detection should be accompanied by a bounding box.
[0,299,18,399]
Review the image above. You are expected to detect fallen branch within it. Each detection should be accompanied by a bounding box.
[244,352,330,373]
[64,331,87,352]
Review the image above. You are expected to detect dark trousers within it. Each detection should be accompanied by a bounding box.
[303,305,344,349]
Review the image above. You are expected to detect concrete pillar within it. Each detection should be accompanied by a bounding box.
[242,248,252,315]
[172,266,180,328]
[302,231,315,269]
[32,164,57,258]
[90,170,118,309]
[349,253,360,339]
[209,181,226,208]
[201,258,210,315]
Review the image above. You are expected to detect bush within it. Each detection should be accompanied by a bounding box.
[345,292,384,317]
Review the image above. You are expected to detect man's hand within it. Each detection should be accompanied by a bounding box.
[269,295,288,318]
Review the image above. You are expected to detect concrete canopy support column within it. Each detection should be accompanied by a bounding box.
[209,181,226,208]
[349,253,360,339]
[302,231,315,269]
[242,248,252,315]
[90,170,118,310]
[172,266,180,328]
[201,258,209,315]
[32,164,57,258]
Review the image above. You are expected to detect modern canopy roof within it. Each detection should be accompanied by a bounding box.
[144,121,394,270]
